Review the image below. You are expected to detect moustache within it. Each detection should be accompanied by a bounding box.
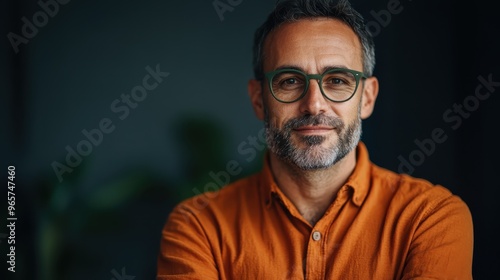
[284,115,344,130]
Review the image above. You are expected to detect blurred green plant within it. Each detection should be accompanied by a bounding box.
[19,115,264,280]
[35,157,171,280]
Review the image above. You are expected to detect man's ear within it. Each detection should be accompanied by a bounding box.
[248,79,265,120]
[360,76,379,120]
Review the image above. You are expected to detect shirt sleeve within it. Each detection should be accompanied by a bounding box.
[156,202,220,280]
[400,192,474,280]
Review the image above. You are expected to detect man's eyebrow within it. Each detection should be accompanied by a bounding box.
[322,65,350,72]
[273,65,351,73]
[274,65,304,71]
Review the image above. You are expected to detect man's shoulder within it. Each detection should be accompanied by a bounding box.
[370,163,466,209]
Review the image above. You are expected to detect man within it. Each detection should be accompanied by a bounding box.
[157,0,474,279]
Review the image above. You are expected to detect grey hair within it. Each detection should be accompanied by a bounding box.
[252,0,376,80]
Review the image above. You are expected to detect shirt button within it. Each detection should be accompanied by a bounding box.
[312,231,321,241]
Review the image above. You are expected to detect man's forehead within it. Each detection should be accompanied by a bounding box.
[262,18,363,71]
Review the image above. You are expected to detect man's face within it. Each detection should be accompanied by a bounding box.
[258,18,367,170]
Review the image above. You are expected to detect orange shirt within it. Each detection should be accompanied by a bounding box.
[157,142,474,279]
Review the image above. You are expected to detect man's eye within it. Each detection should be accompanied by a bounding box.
[277,76,303,88]
[327,78,346,85]
[283,78,297,85]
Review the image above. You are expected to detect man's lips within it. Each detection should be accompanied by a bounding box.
[293,126,335,134]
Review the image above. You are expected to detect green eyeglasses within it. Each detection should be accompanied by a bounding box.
[264,68,367,103]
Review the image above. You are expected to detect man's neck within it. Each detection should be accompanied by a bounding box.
[269,150,357,226]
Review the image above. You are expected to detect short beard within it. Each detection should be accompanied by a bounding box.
[265,111,362,171]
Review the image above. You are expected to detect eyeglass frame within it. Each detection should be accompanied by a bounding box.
[263,68,368,103]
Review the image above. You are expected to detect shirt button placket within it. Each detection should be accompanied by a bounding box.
[305,230,324,278]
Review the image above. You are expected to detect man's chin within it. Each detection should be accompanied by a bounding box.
[285,145,336,170]
[291,156,335,171]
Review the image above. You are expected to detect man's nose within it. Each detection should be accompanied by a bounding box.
[298,80,329,115]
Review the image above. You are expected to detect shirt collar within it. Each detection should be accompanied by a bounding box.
[259,141,372,208]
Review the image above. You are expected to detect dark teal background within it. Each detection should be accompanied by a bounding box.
[1,0,499,279]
